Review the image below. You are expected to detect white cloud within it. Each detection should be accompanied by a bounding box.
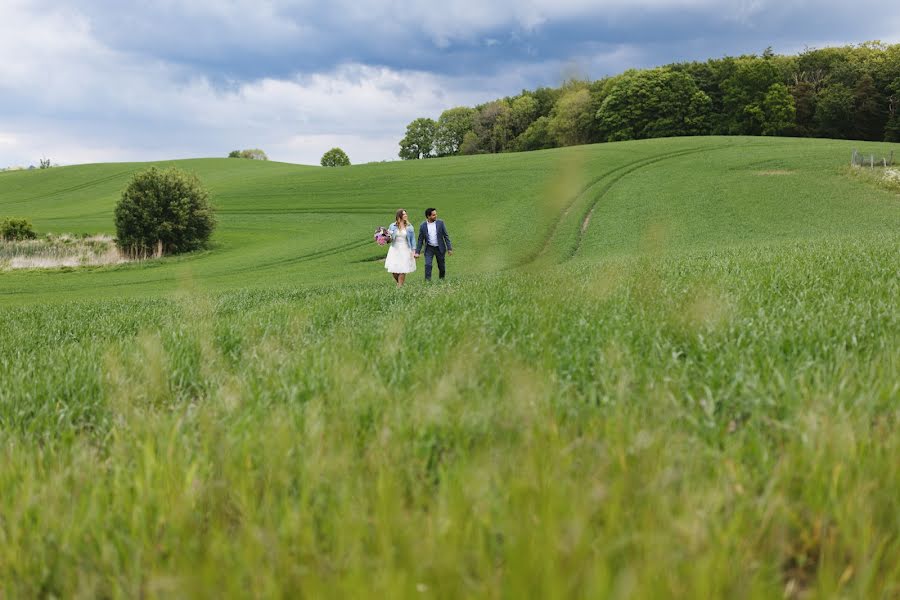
[0,31,507,165]
[1,0,900,167]
[0,1,554,166]
[0,0,555,166]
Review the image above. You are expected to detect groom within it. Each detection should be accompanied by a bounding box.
[414,208,453,281]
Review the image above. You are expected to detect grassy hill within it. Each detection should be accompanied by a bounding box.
[0,137,898,597]
[1,136,896,302]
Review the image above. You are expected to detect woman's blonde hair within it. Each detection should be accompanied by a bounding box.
[395,208,408,227]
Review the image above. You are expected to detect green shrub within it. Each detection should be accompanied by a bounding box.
[239,148,268,160]
[227,149,268,160]
[320,147,351,167]
[114,167,216,256]
[0,218,37,241]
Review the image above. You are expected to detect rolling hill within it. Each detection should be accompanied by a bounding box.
[1,136,896,302]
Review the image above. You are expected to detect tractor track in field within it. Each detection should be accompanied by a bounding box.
[38,212,110,222]
[205,239,373,280]
[0,238,373,296]
[0,170,134,208]
[217,207,395,216]
[517,148,716,267]
[32,205,396,223]
[520,145,724,268]
[565,144,730,260]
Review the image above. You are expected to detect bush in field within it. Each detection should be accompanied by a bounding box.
[0,218,37,241]
[320,147,351,167]
[227,149,269,160]
[114,167,216,256]
[239,148,268,160]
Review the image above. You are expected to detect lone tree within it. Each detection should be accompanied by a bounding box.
[114,167,216,257]
[227,150,241,158]
[321,147,351,167]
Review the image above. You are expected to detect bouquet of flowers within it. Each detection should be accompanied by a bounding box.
[374,226,392,246]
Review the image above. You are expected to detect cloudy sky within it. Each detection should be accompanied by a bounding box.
[2,0,899,167]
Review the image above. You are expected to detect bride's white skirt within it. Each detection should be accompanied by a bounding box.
[385,243,416,274]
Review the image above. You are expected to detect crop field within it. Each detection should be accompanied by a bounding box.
[0,136,898,597]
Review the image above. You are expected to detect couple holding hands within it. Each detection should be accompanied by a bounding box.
[384,208,452,287]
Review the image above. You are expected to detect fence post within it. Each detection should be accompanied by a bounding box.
[851,149,857,166]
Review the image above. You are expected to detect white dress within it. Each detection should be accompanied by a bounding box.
[384,226,417,274]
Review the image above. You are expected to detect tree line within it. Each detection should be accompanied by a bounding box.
[399,42,900,159]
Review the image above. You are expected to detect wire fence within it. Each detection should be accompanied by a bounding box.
[851,149,895,167]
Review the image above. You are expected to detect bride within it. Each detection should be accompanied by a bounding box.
[385,209,417,287]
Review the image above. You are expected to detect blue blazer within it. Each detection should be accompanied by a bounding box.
[416,219,453,254]
[387,223,415,250]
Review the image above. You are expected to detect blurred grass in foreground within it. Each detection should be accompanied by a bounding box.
[0,234,897,598]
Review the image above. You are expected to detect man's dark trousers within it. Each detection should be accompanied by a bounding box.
[424,245,445,281]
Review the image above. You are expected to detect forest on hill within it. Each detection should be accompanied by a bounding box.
[398,42,900,159]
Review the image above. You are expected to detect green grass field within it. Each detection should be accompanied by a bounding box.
[1,136,898,597]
